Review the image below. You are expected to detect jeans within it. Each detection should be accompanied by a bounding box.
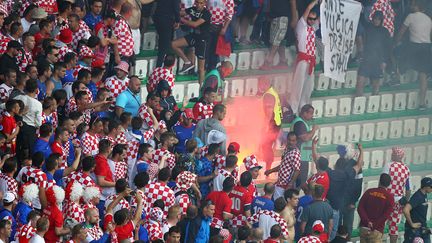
[206,24,222,71]
[341,205,356,238]
[404,227,431,243]
[97,200,106,227]
[16,123,37,166]
[154,16,174,67]
[330,209,340,241]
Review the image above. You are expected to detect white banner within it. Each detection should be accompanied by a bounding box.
[320,0,362,82]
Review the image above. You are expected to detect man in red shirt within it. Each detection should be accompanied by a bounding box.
[229,171,254,227]
[94,139,115,218]
[357,173,394,242]
[207,177,235,231]
[43,185,70,243]
[305,139,330,199]
[1,100,21,154]
[33,19,52,56]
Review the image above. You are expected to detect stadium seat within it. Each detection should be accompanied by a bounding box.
[400,70,418,84]
[425,90,432,108]
[413,146,426,165]
[380,94,393,112]
[362,151,370,170]
[366,180,379,190]
[329,154,339,169]
[187,83,200,99]
[361,123,375,142]
[319,127,333,146]
[171,58,178,74]
[244,78,258,96]
[230,79,245,97]
[427,203,432,223]
[375,121,389,140]
[407,91,419,109]
[311,100,323,118]
[352,96,366,115]
[428,145,432,163]
[333,125,346,144]
[366,95,380,113]
[389,120,403,139]
[370,150,384,169]
[237,52,251,70]
[227,53,237,70]
[417,117,430,136]
[140,86,149,102]
[316,73,330,91]
[224,81,229,99]
[135,59,148,78]
[330,79,343,89]
[344,70,357,88]
[251,50,265,70]
[394,93,407,111]
[385,148,392,163]
[171,84,184,102]
[403,119,416,138]
[148,58,157,74]
[402,147,413,165]
[411,176,422,192]
[324,99,338,117]
[347,124,361,143]
[142,32,157,50]
[274,76,287,95]
[338,97,352,116]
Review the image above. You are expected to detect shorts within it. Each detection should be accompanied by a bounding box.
[185,34,207,59]
[270,16,288,46]
[358,58,383,79]
[407,42,432,74]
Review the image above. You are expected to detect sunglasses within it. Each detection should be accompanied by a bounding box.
[308,17,317,21]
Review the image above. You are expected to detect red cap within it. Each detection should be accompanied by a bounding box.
[182,108,194,119]
[228,142,240,153]
[91,59,105,68]
[58,29,73,44]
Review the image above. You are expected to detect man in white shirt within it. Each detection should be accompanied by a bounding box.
[29,217,50,243]
[213,155,237,191]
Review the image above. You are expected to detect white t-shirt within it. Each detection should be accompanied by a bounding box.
[29,234,45,243]
[403,12,432,43]
[212,169,230,192]
[296,17,318,53]
[259,214,279,240]
[21,18,35,33]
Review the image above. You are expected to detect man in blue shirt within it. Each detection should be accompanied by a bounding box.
[295,183,315,241]
[196,144,219,199]
[83,0,103,30]
[0,192,17,242]
[116,76,142,117]
[173,108,196,154]
[33,123,53,159]
[252,182,275,214]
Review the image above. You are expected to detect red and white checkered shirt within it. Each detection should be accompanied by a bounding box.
[116,128,128,145]
[306,26,316,57]
[105,194,131,214]
[102,135,116,147]
[152,148,176,170]
[144,181,175,216]
[86,224,104,241]
[66,97,77,115]
[17,49,33,72]
[175,191,191,215]
[113,160,128,180]
[0,173,18,198]
[105,75,129,99]
[64,171,96,188]
[73,63,91,80]
[369,0,395,36]
[248,210,289,238]
[36,0,58,14]
[193,102,214,121]
[58,45,74,62]
[16,223,36,243]
[385,161,410,197]
[145,220,163,241]
[71,21,91,50]
[17,166,48,189]
[130,189,150,216]
[63,200,85,223]
[147,67,175,93]
[207,0,234,25]
[276,147,301,188]
[138,104,154,129]
[214,155,239,178]
[0,83,13,102]
[81,132,100,156]
[55,17,69,31]
[298,235,322,243]
[113,16,134,57]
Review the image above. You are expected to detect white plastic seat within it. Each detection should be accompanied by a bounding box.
[389,120,403,139]
[142,32,157,50]
[148,58,157,74]
[352,96,366,115]
[361,123,375,142]
[413,146,426,165]
[230,79,245,97]
[237,52,251,70]
[187,83,200,99]
[338,97,352,116]
[311,100,324,118]
[171,84,184,103]
[333,125,346,144]
[251,50,265,69]
[329,154,339,169]
[244,78,258,96]
[403,119,416,138]
[273,76,287,95]
[407,91,419,109]
[370,150,384,169]
[425,90,432,108]
[411,176,422,192]
[380,94,393,112]
[427,145,432,163]
[375,121,389,140]
[366,180,379,190]
[394,93,407,111]
[366,95,380,113]
[344,70,358,88]
[135,59,148,78]
[330,79,343,89]
[401,70,418,84]
[362,151,370,170]
[140,86,149,101]
[316,74,330,91]
[227,53,237,70]
[224,81,229,99]
[319,127,333,146]
[347,124,361,143]
[285,47,296,66]
[417,117,430,136]
[324,99,338,117]
[402,147,413,165]
[385,149,393,163]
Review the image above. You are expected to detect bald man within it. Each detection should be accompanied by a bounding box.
[200,61,233,103]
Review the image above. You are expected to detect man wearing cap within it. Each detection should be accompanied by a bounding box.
[56,29,74,61]
[244,155,263,197]
[105,61,130,103]
[173,108,196,154]
[0,40,20,76]
[298,220,326,243]
[403,177,432,243]
[265,131,301,200]
[382,147,411,243]
[73,45,93,79]
[0,192,17,242]
[115,75,142,117]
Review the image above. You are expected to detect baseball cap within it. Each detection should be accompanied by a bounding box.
[182,108,193,119]
[421,177,432,188]
[228,142,240,153]
[312,220,325,233]
[207,130,226,145]
[3,192,16,203]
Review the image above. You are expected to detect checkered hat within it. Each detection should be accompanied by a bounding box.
[413,237,424,243]
[147,163,159,180]
[0,2,8,17]
[312,220,325,233]
[79,45,94,59]
[150,207,164,222]
[158,120,167,131]
[243,154,262,171]
[392,147,405,160]
[176,171,196,191]
[219,228,230,240]
[114,61,129,74]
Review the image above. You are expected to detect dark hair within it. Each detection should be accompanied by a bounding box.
[82,156,96,172]
[337,225,348,236]
[2,157,16,173]
[213,104,226,114]
[134,172,150,188]
[27,210,40,222]
[69,111,83,121]
[284,188,299,200]
[222,177,235,192]
[45,46,59,56]
[42,38,55,51]
[158,167,171,182]
[69,13,80,22]
[23,4,38,18]
[131,117,143,130]
[5,100,19,112]
[113,208,128,225]
[39,123,52,137]
[160,132,175,145]
[163,54,176,67]
[313,184,325,199]
[207,143,220,156]
[58,0,72,13]
[107,119,120,133]
[225,155,238,168]
[316,157,329,171]
[203,87,216,96]
[379,173,391,188]
[24,78,37,93]
[10,22,21,36]
[300,104,314,114]
[36,217,49,232]
[22,32,34,43]
[185,139,197,153]
[42,96,55,110]
[39,19,50,30]
[77,69,91,81]
[96,87,109,101]
[153,199,165,210]
[334,157,348,171]
[0,219,11,230]
[98,139,111,153]
[274,197,287,212]
[37,61,51,76]
[71,224,84,238]
[115,178,128,193]
[45,153,61,171]
[91,67,104,78]
[238,226,251,241]
[270,224,282,239]
[87,35,100,48]
[138,143,153,158]
[168,225,181,235]
[74,90,88,102]
[32,152,45,168]
[64,52,77,64]
[54,127,67,140]
[119,112,132,124]
[170,166,185,182]
[112,144,127,158]
[146,92,160,102]
[240,171,252,187]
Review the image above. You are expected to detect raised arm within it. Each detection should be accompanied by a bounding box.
[302,0,318,21]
